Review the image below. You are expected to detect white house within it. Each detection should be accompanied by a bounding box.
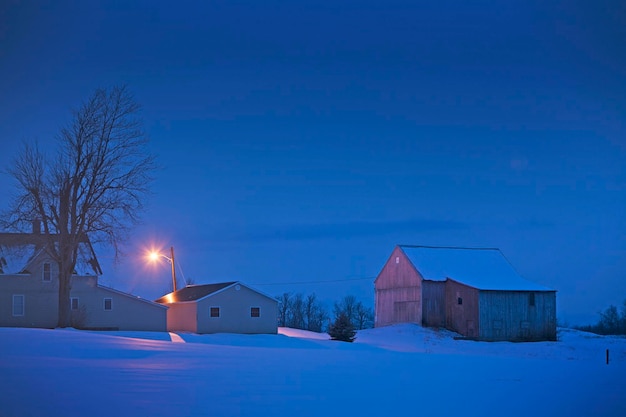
[0,227,167,331]
[155,282,278,334]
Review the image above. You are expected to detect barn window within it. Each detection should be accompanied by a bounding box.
[43,263,51,281]
[104,298,112,311]
[529,293,535,307]
[70,297,79,310]
[12,295,25,316]
[250,307,260,318]
[457,297,463,305]
[210,307,220,318]
[395,256,400,264]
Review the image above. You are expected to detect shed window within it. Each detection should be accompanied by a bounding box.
[457,297,463,305]
[210,307,220,318]
[251,307,260,318]
[12,295,25,316]
[104,298,112,311]
[70,297,79,311]
[529,293,535,307]
[43,263,51,282]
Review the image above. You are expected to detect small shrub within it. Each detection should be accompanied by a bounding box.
[328,312,356,342]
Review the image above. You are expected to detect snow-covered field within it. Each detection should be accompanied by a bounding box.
[1,325,624,417]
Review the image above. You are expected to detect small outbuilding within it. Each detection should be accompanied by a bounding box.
[375,245,557,341]
[155,281,278,334]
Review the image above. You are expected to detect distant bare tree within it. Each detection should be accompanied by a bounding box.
[288,293,306,329]
[3,85,155,328]
[277,293,292,327]
[304,293,328,332]
[276,292,328,332]
[354,302,374,330]
[334,295,358,323]
[334,295,374,330]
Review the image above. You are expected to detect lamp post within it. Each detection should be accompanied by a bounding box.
[149,246,178,293]
[169,246,177,293]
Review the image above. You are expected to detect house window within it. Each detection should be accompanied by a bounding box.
[12,295,25,316]
[43,263,51,281]
[70,297,79,311]
[251,307,260,318]
[210,307,220,318]
[104,298,112,311]
[529,293,535,307]
[457,297,463,305]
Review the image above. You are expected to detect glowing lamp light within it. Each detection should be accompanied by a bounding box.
[146,246,178,293]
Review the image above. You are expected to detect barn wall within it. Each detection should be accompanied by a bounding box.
[445,279,479,338]
[422,280,445,327]
[374,246,422,327]
[479,291,557,341]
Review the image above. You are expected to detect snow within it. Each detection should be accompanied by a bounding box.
[1,325,624,417]
[401,245,553,291]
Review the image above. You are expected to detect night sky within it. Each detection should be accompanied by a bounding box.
[1,1,625,325]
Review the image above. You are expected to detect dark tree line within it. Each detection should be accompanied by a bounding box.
[575,300,626,336]
[276,293,374,333]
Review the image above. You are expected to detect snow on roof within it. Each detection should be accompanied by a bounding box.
[399,245,553,291]
[0,233,101,276]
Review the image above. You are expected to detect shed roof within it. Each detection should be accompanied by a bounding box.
[399,245,553,291]
[155,282,236,303]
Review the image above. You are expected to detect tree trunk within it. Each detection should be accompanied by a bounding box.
[57,263,72,328]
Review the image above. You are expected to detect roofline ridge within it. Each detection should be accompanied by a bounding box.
[398,244,500,251]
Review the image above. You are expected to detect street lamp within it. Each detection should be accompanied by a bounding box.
[149,246,178,293]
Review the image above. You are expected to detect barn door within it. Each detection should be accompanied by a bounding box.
[393,301,419,323]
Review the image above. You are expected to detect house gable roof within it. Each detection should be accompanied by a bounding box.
[399,245,553,291]
[0,232,102,275]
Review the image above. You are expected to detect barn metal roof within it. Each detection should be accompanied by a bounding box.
[399,245,554,291]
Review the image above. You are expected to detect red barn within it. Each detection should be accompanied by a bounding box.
[374,245,557,341]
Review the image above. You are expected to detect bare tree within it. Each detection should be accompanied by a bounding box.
[334,295,374,330]
[333,295,358,323]
[3,85,154,328]
[354,302,374,330]
[304,293,328,332]
[277,292,292,327]
[288,293,306,329]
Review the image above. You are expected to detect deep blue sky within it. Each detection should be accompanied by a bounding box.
[1,1,625,324]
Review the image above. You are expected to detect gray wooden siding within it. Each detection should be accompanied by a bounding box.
[445,279,480,338]
[478,291,556,341]
[0,251,166,331]
[374,247,423,327]
[422,280,445,327]
[196,285,278,334]
[72,283,167,331]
